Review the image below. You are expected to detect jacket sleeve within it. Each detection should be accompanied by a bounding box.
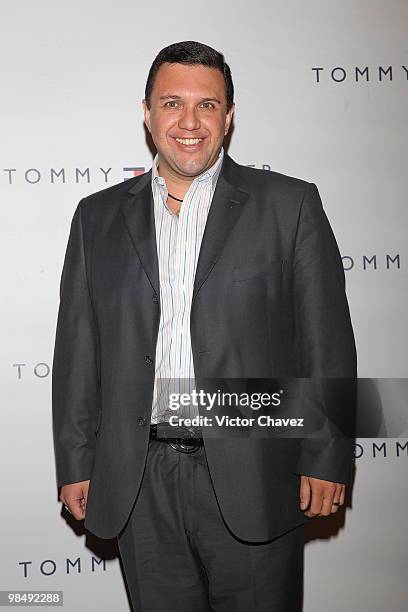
[52,199,101,487]
[292,182,357,485]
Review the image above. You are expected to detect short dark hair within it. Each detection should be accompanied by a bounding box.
[144,40,234,111]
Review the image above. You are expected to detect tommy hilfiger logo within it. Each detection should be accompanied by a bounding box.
[312,65,408,83]
[2,166,146,185]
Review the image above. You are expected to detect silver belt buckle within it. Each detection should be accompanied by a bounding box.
[167,438,200,453]
[167,426,201,453]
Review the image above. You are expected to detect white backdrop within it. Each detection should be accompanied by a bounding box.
[1,1,407,610]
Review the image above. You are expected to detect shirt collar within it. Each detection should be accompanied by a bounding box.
[152,147,224,192]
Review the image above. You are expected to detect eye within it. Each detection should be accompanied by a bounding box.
[199,101,215,109]
[164,100,180,108]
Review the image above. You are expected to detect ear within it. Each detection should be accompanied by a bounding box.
[142,99,151,132]
[224,102,235,136]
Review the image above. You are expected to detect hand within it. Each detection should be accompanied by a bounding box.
[60,480,90,520]
[299,475,345,518]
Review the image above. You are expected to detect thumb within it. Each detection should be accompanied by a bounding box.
[299,475,311,510]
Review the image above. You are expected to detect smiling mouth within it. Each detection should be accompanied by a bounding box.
[175,137,204,145]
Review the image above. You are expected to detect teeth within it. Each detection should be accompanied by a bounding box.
[175,138,203,145]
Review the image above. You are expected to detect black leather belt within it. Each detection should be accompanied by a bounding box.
[149,422,204,453]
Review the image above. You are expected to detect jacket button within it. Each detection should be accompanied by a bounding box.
[152,293,159,304]
[144,355,153,365]
[137,416,147,426]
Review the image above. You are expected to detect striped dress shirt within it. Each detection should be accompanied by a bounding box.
[150,148,224,424]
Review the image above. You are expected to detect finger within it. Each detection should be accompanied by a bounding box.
[331,484,343,513]
[318,483,337,516]
[339,484,346,506]
[304,487,324,518]
[299,476,311,510]
[320,492,335,516]
[80,482,90,509]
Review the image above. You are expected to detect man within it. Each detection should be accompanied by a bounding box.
[52,41,357,611]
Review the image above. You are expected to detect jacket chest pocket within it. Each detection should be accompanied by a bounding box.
[232,260,283,282]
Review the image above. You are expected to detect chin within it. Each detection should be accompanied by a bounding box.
[181,155,212,173]
[184,163,205,176]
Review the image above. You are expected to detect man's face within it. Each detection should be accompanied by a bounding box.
[143,62,234,180]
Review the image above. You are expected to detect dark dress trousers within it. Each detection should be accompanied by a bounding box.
[52,152,357,542]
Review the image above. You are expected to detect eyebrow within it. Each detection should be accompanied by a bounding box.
[159,95,221,104]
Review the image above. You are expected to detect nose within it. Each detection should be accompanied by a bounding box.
[178,105,201,131]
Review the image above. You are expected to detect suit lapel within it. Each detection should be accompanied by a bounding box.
[121,170,160,296]
[192,154,249,301]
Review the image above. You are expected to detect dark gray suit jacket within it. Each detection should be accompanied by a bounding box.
[52,152,357,541]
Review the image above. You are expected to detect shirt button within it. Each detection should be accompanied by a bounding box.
[137,416,147,426]
[144,355,153,365]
